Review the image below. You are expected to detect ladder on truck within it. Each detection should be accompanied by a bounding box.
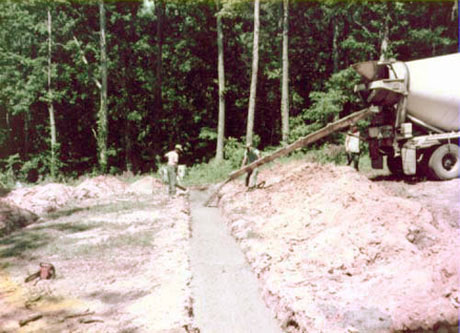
[204,107,377,206]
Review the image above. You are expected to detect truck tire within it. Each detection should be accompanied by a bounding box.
[428,144,459,180]
[417,150,432,178]
[386,155,403,176]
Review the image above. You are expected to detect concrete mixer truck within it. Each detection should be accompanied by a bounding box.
[353,53,460,180]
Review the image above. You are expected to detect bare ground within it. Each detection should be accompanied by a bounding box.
[1,162,459,333]
[218,161,459,332]
[0,176,194,332]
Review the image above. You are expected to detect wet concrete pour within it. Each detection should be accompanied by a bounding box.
[189,190,282,333]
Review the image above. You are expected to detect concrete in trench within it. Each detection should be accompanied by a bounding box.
[189,190,282,333]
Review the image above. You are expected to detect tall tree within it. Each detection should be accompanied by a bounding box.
[98,1,108,173]
[280,0,289,143]
[47,7,57,178]
[245,0,260,146]
[215,0,226,161]
[155,0,165,117]
[379,4,390,61]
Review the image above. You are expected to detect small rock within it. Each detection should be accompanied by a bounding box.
[406,232,416,243]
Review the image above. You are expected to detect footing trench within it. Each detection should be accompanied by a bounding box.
[188,189,282,333]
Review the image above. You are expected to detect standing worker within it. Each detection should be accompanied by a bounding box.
[164,144,182,196]
[345,125,361,171]
[241,143,261,189]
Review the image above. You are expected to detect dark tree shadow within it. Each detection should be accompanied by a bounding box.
[44,207,90,220]
[0,231,52,258]
[33,221,97,234]
[0,221,98,258]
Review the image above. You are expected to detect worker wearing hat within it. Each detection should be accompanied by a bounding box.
[164,144,182,196]
[241,143,261,189]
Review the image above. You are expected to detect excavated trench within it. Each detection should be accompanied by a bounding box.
[185,180,459,333]
[188,189,282,333]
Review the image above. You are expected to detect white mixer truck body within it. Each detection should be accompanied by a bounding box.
[353,53,460,179]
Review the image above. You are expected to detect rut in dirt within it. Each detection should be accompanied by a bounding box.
[188,189,282,333]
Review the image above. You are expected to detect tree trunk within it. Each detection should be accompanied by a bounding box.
[379,10,390,61]
[280,0,289,144]
[47,9,57,179]
[24,111,30,160]
[124,120,133,173]
[122,17,137,174]
[451,0,458,22]
[122,70,133,173]
[246,0,260,146]
[155,0,164,114]
[332,16,339,73]
[215,0,226,162]
[98,1,108,173]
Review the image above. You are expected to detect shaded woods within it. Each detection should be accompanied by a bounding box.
[0,0,457,180]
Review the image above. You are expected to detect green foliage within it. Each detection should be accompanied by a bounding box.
[0,152,59,184]
[184,159,233,186]
[289,68,361,142]
[223,136,245,169]
[199,127,218,141]
[0,1,456,180]
[304,144,347,165]
[20,155,46,181]
[0,154,21,187]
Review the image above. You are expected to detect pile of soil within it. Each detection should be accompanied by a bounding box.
[128,176,165,195]
[219,161,459,332]
[0,201,38,237]
[73,175,127,200]
[2,176,130,217]
[3,183,74,215]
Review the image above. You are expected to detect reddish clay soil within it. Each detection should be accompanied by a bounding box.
[219,161,459,332]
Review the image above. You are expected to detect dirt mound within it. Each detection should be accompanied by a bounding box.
[0,202,38,237]
[3,183,74,215]
[0,176,131,232]
[128,176,164,195]
[74,175,127,200]
[219,161,459,332]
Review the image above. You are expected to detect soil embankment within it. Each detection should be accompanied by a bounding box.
[189,189,282,333]
[219,161,459,332]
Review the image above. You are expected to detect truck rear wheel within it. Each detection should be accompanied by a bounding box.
[386,155,403,176]
[428,144,459,180]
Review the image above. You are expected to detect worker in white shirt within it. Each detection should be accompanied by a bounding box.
[345,125,361,171]
[164,144,182,196]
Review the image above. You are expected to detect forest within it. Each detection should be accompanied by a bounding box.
[0,0,458,182]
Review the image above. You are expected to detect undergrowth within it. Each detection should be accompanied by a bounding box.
[184,159,234,186]
[183,140,382,186]
[0,139,383,189]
